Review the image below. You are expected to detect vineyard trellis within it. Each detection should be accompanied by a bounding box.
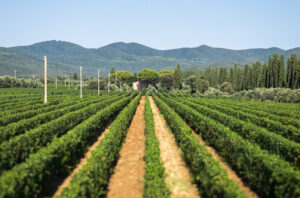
[0,87,299,198]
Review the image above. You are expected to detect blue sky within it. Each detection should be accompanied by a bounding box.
[0,0,299,49]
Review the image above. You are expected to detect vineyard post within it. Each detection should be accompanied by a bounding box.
[68,77,70,90]
[43,56,47,104]
[98,68,100,95]
[108,72,110,93]
[14,69,17,78]
[56,77,58,89]
[64,75,67,87]
[115,75,118,91]
[80,66,83,98]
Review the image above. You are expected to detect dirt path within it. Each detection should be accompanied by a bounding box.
[149,97,200,198]
[107,96,146,198]
[191,129,258,198]
[53,126,111,197]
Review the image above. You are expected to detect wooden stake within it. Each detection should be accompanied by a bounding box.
[80,66,83,98]
[68,77,70,90]
[98,69,100,95]
[43,56,47,103]
[108,72,110,92]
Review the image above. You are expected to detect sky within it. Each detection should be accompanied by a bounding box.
[0,0,299,50]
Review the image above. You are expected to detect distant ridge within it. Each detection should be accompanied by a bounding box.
[0,40,299,77]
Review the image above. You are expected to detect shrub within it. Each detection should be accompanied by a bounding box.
[231,88,300,103]
[220,82,235,94]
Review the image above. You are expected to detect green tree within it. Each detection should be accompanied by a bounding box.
[294,58,300,89]
[158,70,174,90]
[219,67,228,84]
[279,54,285,87]
[160,73,174,90]
[173,64,182,89]
[272,53,280,87]
[249,66,254,89]
[110,67,116,75]
[137,69,159,88]
[185,75,197,93]
[111,71,134,85]
[232,64,238,90]
[204,67,213,87]
[287,53,298,89]
[221,82,235,94]
[185,75,209,93]
[197,78,210,93]
[72,72,78,80]
[243,64,250,90]
[251,61,262,88]
[158,70,174,77]
[261,62,268,88]
[267,57,272,88]
[229,67,234,83]
[210,67,219,87]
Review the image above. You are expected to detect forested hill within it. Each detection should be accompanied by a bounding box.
[1,40,300,77]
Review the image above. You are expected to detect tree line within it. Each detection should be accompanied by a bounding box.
[2,53,299,93]
[62,52,300,93]
[201,53,300,92]
[0,76,40,88]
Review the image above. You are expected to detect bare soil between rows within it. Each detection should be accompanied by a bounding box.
[107,96,146,198]
[149,97,200,198]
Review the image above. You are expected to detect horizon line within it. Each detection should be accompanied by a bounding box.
[2,40,300,51]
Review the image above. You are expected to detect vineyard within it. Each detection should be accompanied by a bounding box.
[0,87,299,198]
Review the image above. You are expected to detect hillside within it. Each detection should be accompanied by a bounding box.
[0,47,71,78]
[0,40,299,77]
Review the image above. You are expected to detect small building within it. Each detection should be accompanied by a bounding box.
[133,81,139,91]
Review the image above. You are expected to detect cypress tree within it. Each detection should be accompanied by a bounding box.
[286,55,292,88]
[293,58,300,89]
[279,54,285,87]
[243,64,250,90]
[272,53,280,87]
[219,67,223,84]
[267,57,272,88]
[204,67,213,86]
[257,61,262,87]
[173,64,182,89]
[249,66,254,89]
[110,67,116,75]
[229,67,234,83]
[224,68,228,82]
[219,67,228,84]
[232,64,238,90]
[210,67,219,87]
[261,62,268,88]
[251,61,261,88]
[287,53,297,89]
[237,68,244,91]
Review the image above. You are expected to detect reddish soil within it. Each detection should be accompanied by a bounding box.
[149,97,200,198]
[106,96,146,198]
[191,129,259,198]
[53,126,111,197]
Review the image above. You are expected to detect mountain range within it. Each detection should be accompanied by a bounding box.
[0,40,299,78]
